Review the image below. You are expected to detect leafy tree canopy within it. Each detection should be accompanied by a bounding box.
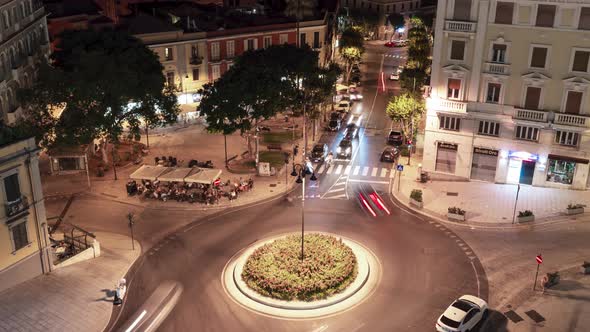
[385,92,425,141]
[339,28,365,82]
[346,9,379,36]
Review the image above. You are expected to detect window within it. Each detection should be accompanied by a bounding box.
[313,31,320,49]
[211,42,220,60]
[564,91,583,114]
[515,125,539,141]
[547,159,575,184]
[20,3,25,18]
[3,173,21,202]
[530,47,548,68]
[447,78,461,99]
[453,0,471,21]
[450,40,465,60]
[212,65,220,80]
[300,33,306,46]
[478,120,500,136]
[226,41,235,58]
[439,116,461,131]
[192,68,199,81]
[263,36,272,48]
[191,45,199,57]
[166,72,175,86]
[555,130,579,146]
[2,11,8,29]
[10,222,28,251]
[524,86,542,110]
[579,7,590,30]
[492,44,507,63]
[164,47,173,61]
[486,83,502,103]
[279,34,288,44]
[536,4,556,27]
[245,39,255,51]
[572,50,590,72]
[495,2,514,24]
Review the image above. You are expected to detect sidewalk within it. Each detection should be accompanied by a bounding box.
[390,155,590,227]
[0,232,140,332]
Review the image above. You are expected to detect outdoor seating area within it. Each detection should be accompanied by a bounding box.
[127,165,253,204]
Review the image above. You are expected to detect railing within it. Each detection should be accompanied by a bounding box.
[5,196,29,218]
[190,56,203,65]
[554,113,589,127]
[437,99,467,113]
[444,20,477,33]
[484,62,510,75]
[513,108,548,122]
[210,55,221,62]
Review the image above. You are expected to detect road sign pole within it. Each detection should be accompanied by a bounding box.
[533,263,540,291]
[397,169,401,192]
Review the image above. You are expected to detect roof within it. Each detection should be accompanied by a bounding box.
[44,0,100,18]
[120,13,181,35]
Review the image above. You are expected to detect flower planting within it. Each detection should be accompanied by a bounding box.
[241,234,358,301]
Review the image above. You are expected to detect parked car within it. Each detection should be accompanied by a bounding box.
[384,41,395,48]
[350,75,362,87]
[387,130,404,146]
[394,39,408,47]
[310,144,329,162]
[327,119,341,131]
[389,72,399,81]
[380,147,400,162]
[335,100,351,113]
[436,295,488,332]
[336,139,353,158]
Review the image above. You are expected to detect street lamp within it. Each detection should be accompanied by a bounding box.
[291,163,317,261]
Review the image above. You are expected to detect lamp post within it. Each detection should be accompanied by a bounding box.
[291,163,317,261]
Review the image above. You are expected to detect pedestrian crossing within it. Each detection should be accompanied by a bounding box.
[315,163,393,179]
[384,54,407,59]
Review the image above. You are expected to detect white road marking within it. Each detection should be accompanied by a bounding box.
[335,164,343,174]
[326,165,334,174]
[470,260,481,298]
[362,166,369,176]
[344,165,351,174]
[380,168,388,177]
[126,310,147,332]
[317,165,325,174]
[371,167,378,177]
[353,166,361,175]
[347,179,390,185]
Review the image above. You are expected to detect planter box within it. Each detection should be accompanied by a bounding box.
[410,198,423,208]
[566,207,584,215]
[447,213,465,222]
[517,215,535,223]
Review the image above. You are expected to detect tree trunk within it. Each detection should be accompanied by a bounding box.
[246,134,253,159]
[145,124,150,148]
[100,140,109,164]
[111,143,118,180]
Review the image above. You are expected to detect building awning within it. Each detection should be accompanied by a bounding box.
[548,154,589,164]
[156,167,193,182]
[129,165,171,181]
[129,165,222,183]
[184,168,222,184]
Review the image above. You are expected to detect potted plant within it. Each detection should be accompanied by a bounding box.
[410,189,423,208]
[517,210,535,223]
[566,203,585,215]
[447,207,466,221]
[582,261,590,275]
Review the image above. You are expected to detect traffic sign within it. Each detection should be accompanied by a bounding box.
[396,164,404,171]
[536,255,543,264]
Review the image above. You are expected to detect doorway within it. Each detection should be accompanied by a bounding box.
[519,160,535,185]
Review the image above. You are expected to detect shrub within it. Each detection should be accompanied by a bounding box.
[567,203,585,209]
[448,207,465,215]
[410,189,422,202]
[518,210,534,217]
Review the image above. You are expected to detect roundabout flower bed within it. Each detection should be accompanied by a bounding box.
[241,234,358,301]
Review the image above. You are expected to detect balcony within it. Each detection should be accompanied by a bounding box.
[5,196,29,219]
[484,62,510,75]
[513,108,548,122]
[444,20,477,33]
[554,113,590,128]
[430,98,467,113]
[190,56,203,65]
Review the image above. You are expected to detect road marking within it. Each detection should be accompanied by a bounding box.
[326,165,334,174]
[335,164,343,174]
[317,165,325,174]
[347,179,390,185]
[126,310,147,332]
[344,165,351,174]
[380,168,388,177]
[371,167,378,177]
[362,166,369,176]
[353,166,361,175]
[470,260,481,298]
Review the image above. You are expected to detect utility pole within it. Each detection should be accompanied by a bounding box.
[512,184,521,224]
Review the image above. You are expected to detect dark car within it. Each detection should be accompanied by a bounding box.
[311,144,329,162]
[328,119,341,131]
[387,130,404,146]
[344,125,359,140]
[336,139,353,158]
[380,147,400,162]
[330,112,341,121]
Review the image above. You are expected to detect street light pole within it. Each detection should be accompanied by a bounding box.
[300,175,305,261]
[512,184,521,224]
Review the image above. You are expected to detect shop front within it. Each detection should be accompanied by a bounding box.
[435,142,458,174]
[506,151,538,185]
[470,147,498,182]
[546,154,589,187]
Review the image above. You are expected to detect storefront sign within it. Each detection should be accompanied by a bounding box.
[509,151,538,161]
[438,142,458,151]
[474,147,499,157]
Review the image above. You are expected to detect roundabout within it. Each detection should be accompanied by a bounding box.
[223,232,380,318]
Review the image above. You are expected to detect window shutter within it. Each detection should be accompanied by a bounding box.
[450,41,465,60]
[524,87,541,110]
[531,48,547,68]
[453,0,471,20]
[579,7,590,30]
[495,2,514,24]
[536,5,556,27]
[4,174,20,202]
[572,51,589,72]
[565,91,583,114]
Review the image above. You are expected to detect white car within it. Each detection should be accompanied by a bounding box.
[335,100,351,113]
[436,295,488,332]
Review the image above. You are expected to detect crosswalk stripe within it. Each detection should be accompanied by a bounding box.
[353,166,360,175]
[380,168,388,177]
[317,165,325,174]
[362,166,369,176]
[326,165,334,174]
[344,165,351,174]
[371,168,378,177]
[335,164,343,174]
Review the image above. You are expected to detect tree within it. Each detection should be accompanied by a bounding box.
[284,0,318,19]
[412,13,434,32]
[339,28,364,82]
[385,93,425,144]
[388,13,405,31]
[347,9,380,38]
[19,29,179,179]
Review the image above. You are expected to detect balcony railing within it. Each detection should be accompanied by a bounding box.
[190,56,203,65]
[5,196,29,219]
[437,99,467,113]
[513,108,548,122]
[554,113,590,127]
[444,20,476,33]
[484,62,510,75]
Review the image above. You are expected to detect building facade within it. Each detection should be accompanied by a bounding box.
[424,0,590,190]
[0,137,51,293]
[0,0,49,124]
[341,0,421,14]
